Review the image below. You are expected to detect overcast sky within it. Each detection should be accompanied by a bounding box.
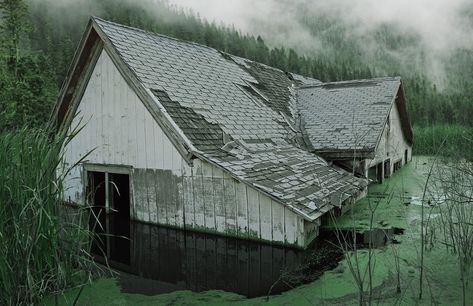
[168,0,472,53]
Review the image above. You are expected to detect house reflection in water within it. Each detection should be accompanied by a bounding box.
[93,218,338,298]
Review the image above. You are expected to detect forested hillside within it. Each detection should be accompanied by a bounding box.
[1,0,473,136]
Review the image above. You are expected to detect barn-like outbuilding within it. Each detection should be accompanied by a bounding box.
[297,78,413,183]
[54,17,411,249]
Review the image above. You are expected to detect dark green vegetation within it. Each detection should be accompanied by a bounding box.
[0,126,98,305]
[0,0,472,146]
[413,125,473,160]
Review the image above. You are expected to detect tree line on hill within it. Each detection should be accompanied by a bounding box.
[1,0,472,132]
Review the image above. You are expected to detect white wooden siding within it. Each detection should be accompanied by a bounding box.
[369,103,412,171]
[182,159,304,247]
[63,48,185,204]
[62,49,307,247]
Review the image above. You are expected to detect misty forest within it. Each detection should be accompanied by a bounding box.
[1,0,473,305]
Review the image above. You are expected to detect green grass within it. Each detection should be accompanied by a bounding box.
[413,125,473,159]
[0,126,96,305]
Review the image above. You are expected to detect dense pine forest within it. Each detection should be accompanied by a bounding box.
[1,0,473,155]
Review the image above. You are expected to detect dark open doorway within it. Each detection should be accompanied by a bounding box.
[376,163,383,183]
[88,170,131,265]
[109,173,130,264]
[384,159,391,178]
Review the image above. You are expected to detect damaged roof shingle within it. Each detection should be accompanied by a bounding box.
[297,77,402,154]
[93,17,370,221]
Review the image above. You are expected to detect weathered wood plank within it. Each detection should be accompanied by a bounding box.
[192,161,205,228]
[284,207,297,245]
[183,176,194,228]
[259,194,272,241]
[247,187,260,239]
[271,200,285,243]
[213,167,225,233]
[223,174,237,236]
[146,169,157,223]
[202,162,215,231]
[156,170,168,225]
[235,182,249,238]
[175,175,184,227]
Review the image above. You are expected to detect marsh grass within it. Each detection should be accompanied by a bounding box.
[413,125,473,159]
[432,158,473,306]
[0,125,98,305]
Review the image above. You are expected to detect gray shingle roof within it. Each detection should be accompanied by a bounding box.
[92,17,367,221]
[203,145,364,220]
[297,78,401,154]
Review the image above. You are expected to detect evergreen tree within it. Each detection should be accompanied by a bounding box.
[0,0,29,74]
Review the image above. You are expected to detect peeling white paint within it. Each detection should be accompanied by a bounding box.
[63,49,308,248]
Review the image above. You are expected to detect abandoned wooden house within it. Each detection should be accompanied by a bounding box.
[297,78,413,183]
[53,17,412,249]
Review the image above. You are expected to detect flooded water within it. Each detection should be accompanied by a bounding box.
[92,217,403,298]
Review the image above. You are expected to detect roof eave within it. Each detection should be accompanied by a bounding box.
[314,149,376,160]
[51,19,99,129]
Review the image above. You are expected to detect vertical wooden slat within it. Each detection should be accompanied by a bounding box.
[236,182,249,238]
[202,162,215,231]
[247,187,260,239]
[192,160,205,228]
[259,194,272,241]
[223,174,236,235]
[271,200,285,243]
[213,167,225,233]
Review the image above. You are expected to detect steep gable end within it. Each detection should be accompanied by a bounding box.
[296,77,410,158]
[53,18,195,164]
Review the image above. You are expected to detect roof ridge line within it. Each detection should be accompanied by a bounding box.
[93,17,320,85]
[296,76,401,90]
[92,16,221,53]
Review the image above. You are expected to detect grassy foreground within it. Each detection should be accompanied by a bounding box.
[0,128,96,305]
[42,157,472,305]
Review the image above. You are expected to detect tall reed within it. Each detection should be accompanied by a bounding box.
[0,124,95,305]
[413,125,473,159]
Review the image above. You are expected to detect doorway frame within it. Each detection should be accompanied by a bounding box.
[83,163,134,218]
[83,163,134,266]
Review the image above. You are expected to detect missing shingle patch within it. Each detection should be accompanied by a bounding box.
[322,81,377,90]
